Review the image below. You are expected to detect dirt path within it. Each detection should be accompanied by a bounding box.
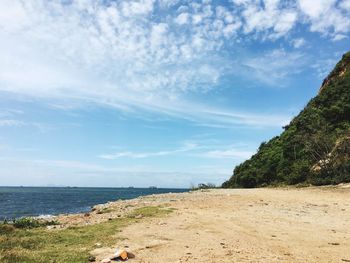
[91,187,350,263]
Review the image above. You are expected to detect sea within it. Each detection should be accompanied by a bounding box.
[0,187,188,220]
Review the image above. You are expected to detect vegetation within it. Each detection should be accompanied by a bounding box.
[127,206,173,218]
[0,206,172,263]
[3,217,60,229]
[190,183,216,191]
[223,52,350,188]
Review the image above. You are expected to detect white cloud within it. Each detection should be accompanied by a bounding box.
[340,0,350,11]
[297,0,350,36]
[231,0,350,38]
[0,0,347,130]
[175,12,189,24]
[0,0,30,32]
[292,38,306,48]
[332,33,347,41]
[0,119,25,127]
[298,0,335,18]
[236,0,298,39]
[121,0,155,16]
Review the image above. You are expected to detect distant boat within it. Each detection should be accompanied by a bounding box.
[149,186,157,189]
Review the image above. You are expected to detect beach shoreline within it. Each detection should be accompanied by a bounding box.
[2,185,350,262]
[51,185,350,262]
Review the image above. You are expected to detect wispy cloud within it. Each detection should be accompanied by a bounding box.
[311,57,339,78]
[241,48,307,86]
[200,149,254,159]
[99,142,198,159]
[99,140,256,161]
[0,119,25,127]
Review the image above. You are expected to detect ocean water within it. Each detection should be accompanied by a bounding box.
[0,187,188,220]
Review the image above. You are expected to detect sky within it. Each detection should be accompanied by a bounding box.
[0,0,349,188]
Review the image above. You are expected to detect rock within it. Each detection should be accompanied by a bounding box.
[95,242,102,247]
[114,249,128,260]
[84,213,90,217]
[87,255,96,262]
[101,258,111,263]
[135,214,143,219]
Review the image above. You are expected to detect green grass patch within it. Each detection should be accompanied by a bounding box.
[0,206,172,263]
[127,206,173,218]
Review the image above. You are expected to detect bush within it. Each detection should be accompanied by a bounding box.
[6,217,60,229]
[190,183,216,190]
[13,218,41,229]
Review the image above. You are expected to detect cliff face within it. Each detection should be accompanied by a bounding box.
[319,53,350,93]
[223,52,350,188]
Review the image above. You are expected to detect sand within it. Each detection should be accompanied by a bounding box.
[64,186,350,263]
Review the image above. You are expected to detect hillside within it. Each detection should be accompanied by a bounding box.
[223,52,350,188]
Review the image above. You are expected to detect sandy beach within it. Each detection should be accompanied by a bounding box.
[54,186,350,263]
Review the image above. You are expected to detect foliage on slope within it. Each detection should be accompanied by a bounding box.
[223,52,350,188]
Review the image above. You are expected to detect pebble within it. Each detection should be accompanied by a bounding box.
[88,255,96,262]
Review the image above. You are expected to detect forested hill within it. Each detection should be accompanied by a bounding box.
[223,52,350,188]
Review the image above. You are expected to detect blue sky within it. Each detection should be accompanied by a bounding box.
[0,0,349,188]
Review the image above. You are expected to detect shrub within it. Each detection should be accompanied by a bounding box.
[9,218,60,229]
[13,218,41,229]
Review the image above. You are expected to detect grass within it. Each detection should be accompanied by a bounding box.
[127,206,172,218]
[1,218,60,230]
[0,206,172,263]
